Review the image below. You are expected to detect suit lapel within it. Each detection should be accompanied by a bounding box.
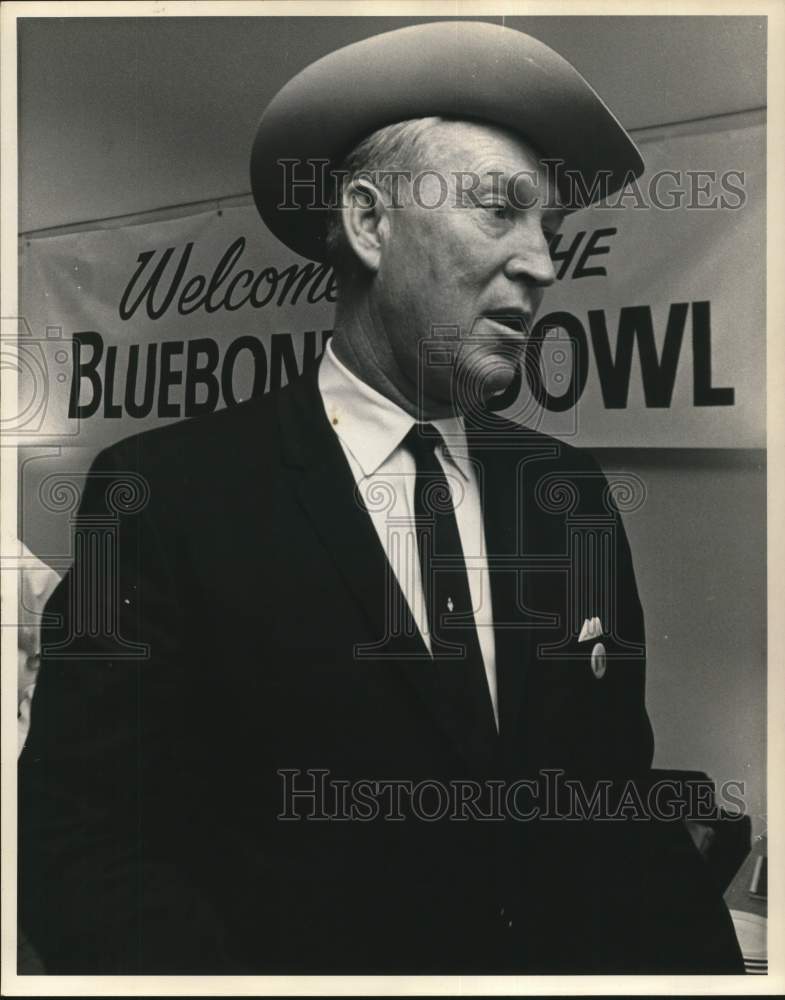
[464,421,525,751]
[465,419,563,758]
[277,366,416,650]
[277,368,493,768]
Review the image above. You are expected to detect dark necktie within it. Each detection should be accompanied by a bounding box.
[403,423,498,764]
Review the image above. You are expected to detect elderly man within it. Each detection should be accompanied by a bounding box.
[19,21,743,975]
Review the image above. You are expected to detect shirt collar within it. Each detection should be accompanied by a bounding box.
[318,339,471,480]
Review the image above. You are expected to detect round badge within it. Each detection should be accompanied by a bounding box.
[590,642,607,679]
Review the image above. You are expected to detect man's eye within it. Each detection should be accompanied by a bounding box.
[482,204,510,220]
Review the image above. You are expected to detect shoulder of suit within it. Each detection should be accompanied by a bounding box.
[93,379,293,476]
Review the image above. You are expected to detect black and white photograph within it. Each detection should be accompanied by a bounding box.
[1,1,780,993]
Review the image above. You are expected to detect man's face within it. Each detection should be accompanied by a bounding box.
[372,120,564,415]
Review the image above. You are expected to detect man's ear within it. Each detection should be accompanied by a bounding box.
[340,177,388,273]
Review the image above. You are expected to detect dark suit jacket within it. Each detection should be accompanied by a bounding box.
[18,364,743,974]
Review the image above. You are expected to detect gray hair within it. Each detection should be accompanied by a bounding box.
[324,116,445,282]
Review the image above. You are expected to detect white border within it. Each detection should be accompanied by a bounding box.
[2,2,782,995]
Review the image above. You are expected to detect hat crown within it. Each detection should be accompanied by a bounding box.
[250,20,644,261]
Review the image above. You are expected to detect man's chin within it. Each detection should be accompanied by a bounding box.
[443,357,520,415]
[476,357,520,400]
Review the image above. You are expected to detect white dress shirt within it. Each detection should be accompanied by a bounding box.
[318,340,498,727]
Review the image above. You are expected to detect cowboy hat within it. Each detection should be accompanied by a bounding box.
[250,20,643,261]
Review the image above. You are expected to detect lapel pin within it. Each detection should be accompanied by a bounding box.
[590,642,607,679]
[446,597,454,612]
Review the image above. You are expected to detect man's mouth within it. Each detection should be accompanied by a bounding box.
[481,312,531,335]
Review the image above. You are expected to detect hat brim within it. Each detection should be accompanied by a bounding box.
[250,20,644,262]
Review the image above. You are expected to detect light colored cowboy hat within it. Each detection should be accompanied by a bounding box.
[250,20,643,261]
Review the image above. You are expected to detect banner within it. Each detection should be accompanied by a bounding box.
[14,119,764,452]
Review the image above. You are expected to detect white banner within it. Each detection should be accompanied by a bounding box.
[14,120,764,451]
[518,119,765,447]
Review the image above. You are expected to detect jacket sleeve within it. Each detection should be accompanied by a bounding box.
[18,440,232,974]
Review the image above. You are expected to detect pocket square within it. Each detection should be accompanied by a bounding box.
[578,617,604,642]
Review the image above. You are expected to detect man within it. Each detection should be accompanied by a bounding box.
[18,21,743,975]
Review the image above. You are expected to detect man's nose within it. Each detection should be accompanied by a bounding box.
[503,224,557,287]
